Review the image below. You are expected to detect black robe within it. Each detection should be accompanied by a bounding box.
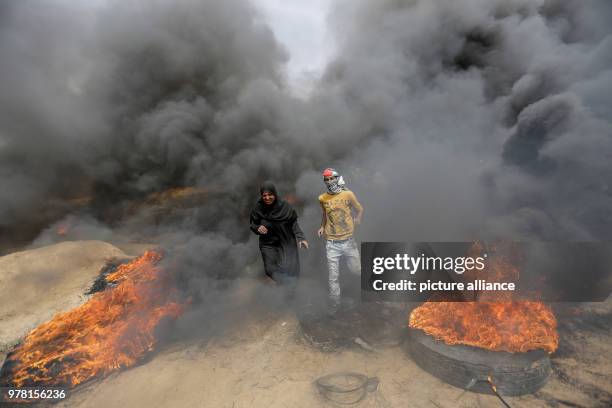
[250,186,305,282]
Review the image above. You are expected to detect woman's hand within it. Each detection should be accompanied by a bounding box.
[257,225,268,234]
[299,240,309,249]
[317,227,325,238]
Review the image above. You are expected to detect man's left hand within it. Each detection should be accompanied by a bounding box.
[299,240,309,249]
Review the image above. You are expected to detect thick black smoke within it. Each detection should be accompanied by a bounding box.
[322,0,612,241]
[0,0,301,249]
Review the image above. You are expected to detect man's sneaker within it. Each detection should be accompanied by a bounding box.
[341,297,358,311]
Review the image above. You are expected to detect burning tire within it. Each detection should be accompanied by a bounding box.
[404,328,551,396]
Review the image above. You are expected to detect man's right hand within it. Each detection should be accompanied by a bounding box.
[257,225,268,234]
[317,227,325,238]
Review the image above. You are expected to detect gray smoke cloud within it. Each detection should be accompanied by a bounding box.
[320,0,612,242]
[0,0,297,247]
[1,0,611,302]
[0,0,340,328]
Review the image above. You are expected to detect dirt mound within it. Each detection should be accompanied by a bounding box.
[0,241,128,355]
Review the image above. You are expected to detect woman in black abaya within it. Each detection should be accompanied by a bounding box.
[250,182,308,283]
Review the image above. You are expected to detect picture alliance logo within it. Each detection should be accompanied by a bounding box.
[371,253,488,275]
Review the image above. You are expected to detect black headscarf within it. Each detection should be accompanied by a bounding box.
[252,181,296,222]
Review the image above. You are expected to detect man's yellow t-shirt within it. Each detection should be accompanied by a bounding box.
[319,190,363,240]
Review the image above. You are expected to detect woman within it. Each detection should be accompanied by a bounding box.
[250,181,308,283]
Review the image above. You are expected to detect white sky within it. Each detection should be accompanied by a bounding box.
[81,0,334,95]
[253,0,334,96]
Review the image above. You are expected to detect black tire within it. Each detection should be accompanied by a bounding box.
[404,328,551,396]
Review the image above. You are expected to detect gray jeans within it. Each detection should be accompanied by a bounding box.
[325,237,361,305]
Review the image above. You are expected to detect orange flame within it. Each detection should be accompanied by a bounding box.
[56,223,70,236]
[409,243,558,354]
[105,250,163,284]
[4,250,184,387]
[409,301,558,353]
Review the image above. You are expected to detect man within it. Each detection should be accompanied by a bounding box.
[317,168,364,311]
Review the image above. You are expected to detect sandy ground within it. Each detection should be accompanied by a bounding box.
[60,315,611,408]
[55,306,610,408]
[58,312,512,408]
[0,241,129,357]
[1,241,611,407]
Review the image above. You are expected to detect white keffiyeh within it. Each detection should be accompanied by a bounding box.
[325,175,346,194]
